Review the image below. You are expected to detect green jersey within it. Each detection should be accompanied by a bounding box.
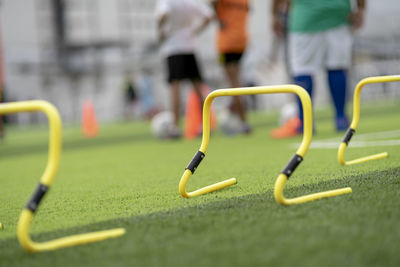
[289,0,351,33]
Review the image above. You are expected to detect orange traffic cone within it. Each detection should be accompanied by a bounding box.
[184,85,217,140]
[81,100,99,138]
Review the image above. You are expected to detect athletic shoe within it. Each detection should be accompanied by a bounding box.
[336,116,349,131]
[270,117,301,139]
[241,122,252,135]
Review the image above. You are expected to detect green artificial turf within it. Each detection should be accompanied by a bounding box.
[0,100,399,266]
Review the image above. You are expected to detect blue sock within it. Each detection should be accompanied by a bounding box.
[327,69,347,118]
[327,69,348,130]
[293,75,313,128]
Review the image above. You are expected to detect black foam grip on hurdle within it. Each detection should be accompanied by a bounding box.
[186,151,205,174]
[281,154,303,179]
[26,183,49,213]
[342,128,356,145]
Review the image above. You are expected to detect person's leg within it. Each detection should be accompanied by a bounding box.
[244,81,257,110]
[327,69,348,130]
[225,62,251,134]
[290,31,319,128]
[270,74,312,139]
[271,31,320,138]
[224,62,247,122]
[166,54,184,138]
[325,25,352,131]
[170,80,180,127]
[189,79,206,136]
[187,54,205,111]
[191,79,204,110]
[293,74,313,126]
[167,80,183,139]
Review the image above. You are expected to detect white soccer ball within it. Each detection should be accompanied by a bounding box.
[218,109,243,135]
[151,111,175,139]
[279,102,298,126]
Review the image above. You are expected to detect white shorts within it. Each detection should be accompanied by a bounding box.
[289,25,353,76]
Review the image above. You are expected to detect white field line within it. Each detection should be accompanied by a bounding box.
[320,129,400,142]
[292,129,400,149]
[350,129,400,140]
[307,139,400,149]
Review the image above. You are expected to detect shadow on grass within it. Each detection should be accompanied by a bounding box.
[0,167,399,267]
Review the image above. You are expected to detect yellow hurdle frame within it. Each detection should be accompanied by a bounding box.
[179,85,352,204]
[338,75,400,165]
[0,100,125,252]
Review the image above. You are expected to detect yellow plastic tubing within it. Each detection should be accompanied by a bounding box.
[338,75,400,166]
[178,85,352,204]
[0,100,125,253]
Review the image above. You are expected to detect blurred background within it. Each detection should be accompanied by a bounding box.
[0,0,399,125]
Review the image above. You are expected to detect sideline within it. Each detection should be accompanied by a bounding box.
[293,129,400,149]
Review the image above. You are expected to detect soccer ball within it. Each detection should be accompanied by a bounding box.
[218,109,243,135]
[151,111,175,139]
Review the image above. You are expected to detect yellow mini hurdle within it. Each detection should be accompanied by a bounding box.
[0,100,125,253]
[338,75,400,165]
[179,85,352,205]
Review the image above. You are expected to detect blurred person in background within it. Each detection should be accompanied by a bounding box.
[122,69,159,120]
[156,0,213,139]
[211,0,251,134]
[136,66,159,119]
[122,73,139,120]
[270,0,366,139]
